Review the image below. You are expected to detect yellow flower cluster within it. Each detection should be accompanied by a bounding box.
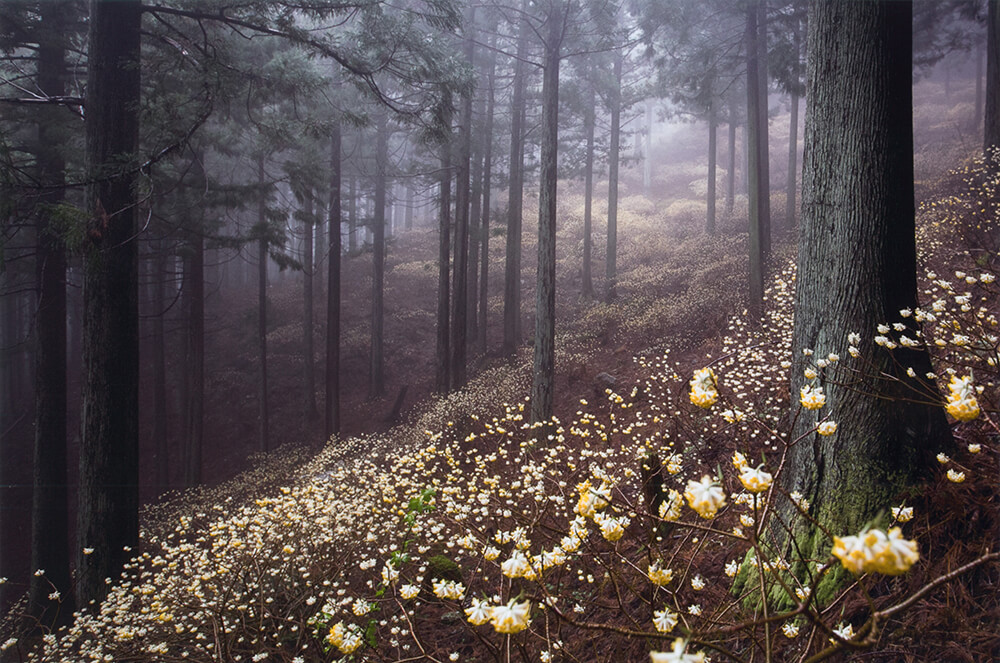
[328,622,363,654]
[799,385,826,410]
[684,476,726,519]
[738,466,772,493]
[831,527,919,575]
[689,367,719,408]
[647,562,674,586]
[945,375,980,421]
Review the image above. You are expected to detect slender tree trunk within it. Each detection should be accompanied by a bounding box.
[183,224,204,487]
[479,47,496,354]
[582,79,596,297]
[326,123,342,439]
[348,176,357,253]
[606,51,623,302]
[405,184,414,231]
[530,3,562,426]
[370,113,388,399]
[785,90,799,228]
[706,100,717,234]
[451,13,475,390]
[303,189,318,422]
[503,3,529,358]
[643,102,653,196]
[78,0,142,609]
[257,157,270,453]
[436,132,452,393]
[986,0,1000,152]
[976,43,984,134]
[28,0,71,621]
[727,96,737,214]
[468,93,485,345]
[779,0,950,600]
[151,242,168,491]
[746,1,766,316]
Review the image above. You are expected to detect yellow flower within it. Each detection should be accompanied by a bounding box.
[689,368,719,408]
[945,375,980,421]
[489,599,531,634]
[684,476,726,519]
[817,421,837,436]
[832,527,918,575]
[647,562,673,586]
[946,469,966,483]
[799,385,826,410]
[658,489,683,522]
[465,598,492,625]
[738,467,772,493]
[731,451,749,471]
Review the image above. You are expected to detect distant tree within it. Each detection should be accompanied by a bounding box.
[325,119,342,438]
[778,0,950,598]
[370,110,389,399]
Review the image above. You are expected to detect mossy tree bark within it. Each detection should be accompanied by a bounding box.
[78,0,142,609]
[776,0,950,603]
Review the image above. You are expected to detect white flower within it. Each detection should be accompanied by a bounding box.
[652,607,678,633]
[465,598,492,625]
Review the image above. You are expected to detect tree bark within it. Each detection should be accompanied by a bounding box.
[727,95,737,214]
[369,113,388,399]
[606,51,622,302]
[151,241,168,492]
[643,102,654,196]
[503,3,529,358]
[757,0,771,247]
[780,0,950,599]
[530,2,562,426]
[348,176,358,253]
[785,90,799,228]
[326,122,342,438]
[78,0,142,609]
[29,0,72,621]
[183,218,204,487]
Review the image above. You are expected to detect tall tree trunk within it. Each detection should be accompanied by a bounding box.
[606,51,623,302]
[986,0,1000,152]
[746,1,766,316]
[478,46,496,354]
[530,3,562,426]
[468,93,485,345]
[183,224,204,487]
[582,77,596,297]
[706,100,717,234]
[503,3,529,358]
[757,0,771,249]
[326,123,342,438]
[785,90,799,228]
[436,132,452,393]
[727,96,737,214]
[302,188,318,422]
[779,0,950,599]
[78,0,142,609]
[348,176,357,253]
[451,12,474,390]
[257,157,270,453]
[369,113,388,399]
[151,241,168,492]
[643,102,653,196]
[29,0,71,621]
[976,42,984,134]
[405,184,414,231]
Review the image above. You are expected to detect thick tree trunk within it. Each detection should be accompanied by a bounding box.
[183,221,204,488]
[302,189,318,422]
[369,113,388,399]
[326,123,342,438]
[706,101,717,234]
[757,0,771,249]
[746,2,766,315]
[530,4,562,426]
[78,0,142,609]
[582,79,596,297]
[606,52,623,302]
[29,0,72,621]
[503,4,529,358]
[986,0,1000,152]
[780,0,950,600]
[257,157,270,454]
[436,136,452,393]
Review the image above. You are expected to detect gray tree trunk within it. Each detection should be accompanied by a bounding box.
[986,0,1000,152]
[451,13,475,391]
[326,123,342,438]
[303,188,318,422]
[582,76,596,297]
[780,0,950,601]
[706,101,717,234]
[182,220,204,487]
[530,2,562,426]
[746,1,766,315]
[436,128,452,393]
[503,3,529,357]
[606,52,622,302]
[478,46,496,354]
[257,157,270,453]
[369,113,388,399]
